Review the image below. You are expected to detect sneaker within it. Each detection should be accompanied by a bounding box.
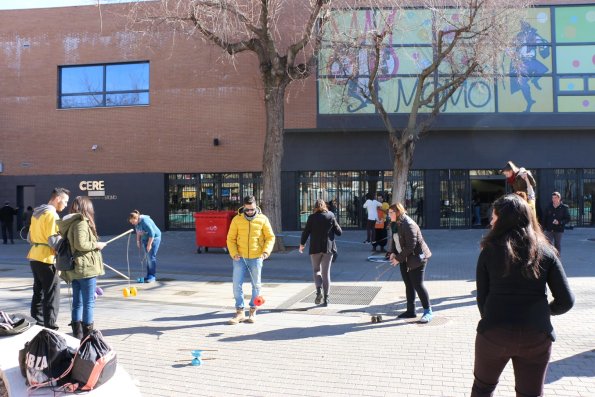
[314,292,323,305]
[419,309,433,323]
[397,311,417,319]
[144,277,156,283]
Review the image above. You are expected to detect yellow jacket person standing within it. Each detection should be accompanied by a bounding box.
[27,187,70,330]
[226,195,275,324]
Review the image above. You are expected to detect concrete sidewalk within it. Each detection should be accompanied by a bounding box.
[0,229,594,396]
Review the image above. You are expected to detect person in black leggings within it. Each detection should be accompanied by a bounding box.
[388,203,433,323]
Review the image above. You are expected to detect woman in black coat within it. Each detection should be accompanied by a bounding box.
[300,199,342,306]
[388,203,433,323]
[471,194,574,397]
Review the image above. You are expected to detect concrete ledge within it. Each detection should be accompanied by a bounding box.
[0,325,140,396]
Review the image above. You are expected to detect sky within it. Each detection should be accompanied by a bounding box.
[0,0,138,10]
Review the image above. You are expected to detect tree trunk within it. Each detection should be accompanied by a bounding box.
[261,83,286,251]
[390,133,415,206]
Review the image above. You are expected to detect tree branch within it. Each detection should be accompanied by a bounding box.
[189,12,255,54]
[287,0,326,68]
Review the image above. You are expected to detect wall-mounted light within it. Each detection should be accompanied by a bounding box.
[213,138,220,146]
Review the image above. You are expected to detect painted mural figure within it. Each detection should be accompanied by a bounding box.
[510,21,550,112]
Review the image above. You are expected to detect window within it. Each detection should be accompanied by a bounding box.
[59,62,149,109]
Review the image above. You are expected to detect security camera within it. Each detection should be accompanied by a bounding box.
[91,145,98,151]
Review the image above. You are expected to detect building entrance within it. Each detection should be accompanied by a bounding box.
[470,171,505,227]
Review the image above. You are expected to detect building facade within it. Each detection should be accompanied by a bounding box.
[1,2,594,235]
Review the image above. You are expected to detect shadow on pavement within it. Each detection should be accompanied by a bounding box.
[546,349,595,383]
[217,318,415,342]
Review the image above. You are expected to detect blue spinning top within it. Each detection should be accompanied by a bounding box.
[191,350,203,366]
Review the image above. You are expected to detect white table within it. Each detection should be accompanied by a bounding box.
[0,325,141,396]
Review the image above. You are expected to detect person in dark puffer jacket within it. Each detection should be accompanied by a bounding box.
[471,194,574,397]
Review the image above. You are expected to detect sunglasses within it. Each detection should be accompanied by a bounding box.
[244,208,256,213]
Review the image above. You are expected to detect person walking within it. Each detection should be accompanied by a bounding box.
[57,196,106,339]
[299,199,343,306]
[128,210,162,283]
[0,201,18,244]
[388,203,433,323]
[27,187,70,330]
[471,194,574,397]
[226,195,275,324]
[543,191,571,254]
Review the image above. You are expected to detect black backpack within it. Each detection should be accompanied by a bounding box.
[19,329,75,389]
[55,235,75,271]
[66,329,117,391]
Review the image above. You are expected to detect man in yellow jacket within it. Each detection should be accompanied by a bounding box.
[226,195,275,324]
[27,187,70,330]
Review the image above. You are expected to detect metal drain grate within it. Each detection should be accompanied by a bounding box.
[300,286,381,305]
[174,290,198,296]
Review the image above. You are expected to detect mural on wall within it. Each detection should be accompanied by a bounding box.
[318,5,595,115]
[509,21,551,112]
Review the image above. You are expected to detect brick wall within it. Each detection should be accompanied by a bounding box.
[0,4,317,176]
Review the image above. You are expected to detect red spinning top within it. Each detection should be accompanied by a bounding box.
[254,296,265,306]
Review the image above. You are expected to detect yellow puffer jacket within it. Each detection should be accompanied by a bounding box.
[226,207,275,259]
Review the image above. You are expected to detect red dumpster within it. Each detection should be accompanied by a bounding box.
[193,211,236,253]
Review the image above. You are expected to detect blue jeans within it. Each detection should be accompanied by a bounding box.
[71,277,97,324]
[232,257,262,309]
[143,237,161,279]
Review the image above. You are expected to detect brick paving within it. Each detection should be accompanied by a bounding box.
[1,228,594,396]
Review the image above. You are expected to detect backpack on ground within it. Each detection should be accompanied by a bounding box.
[54,234,75,271]
[0,311,34,337]
[66,329,117,391]
[19,329,75,389]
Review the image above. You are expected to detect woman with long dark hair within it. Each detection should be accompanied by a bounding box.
[300,199,342,306]
[57,196,106,339]
[388,203,433,323]
[471,194,574,397]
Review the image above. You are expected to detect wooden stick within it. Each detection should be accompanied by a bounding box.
[104,229,134,245]
[177,349,218,352]
[103,263,130,280]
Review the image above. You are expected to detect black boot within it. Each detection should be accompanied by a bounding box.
[82,322,94,339]
[314,288,323,305]
[70,321,83,340]
[322,294,329,307]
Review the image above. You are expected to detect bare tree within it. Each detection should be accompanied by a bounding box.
[127,0,349,250]
[321,0,533,205]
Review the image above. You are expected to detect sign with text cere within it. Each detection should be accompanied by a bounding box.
[79,180,117,200]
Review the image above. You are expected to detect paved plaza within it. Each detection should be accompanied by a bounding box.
[0,228,593,396]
